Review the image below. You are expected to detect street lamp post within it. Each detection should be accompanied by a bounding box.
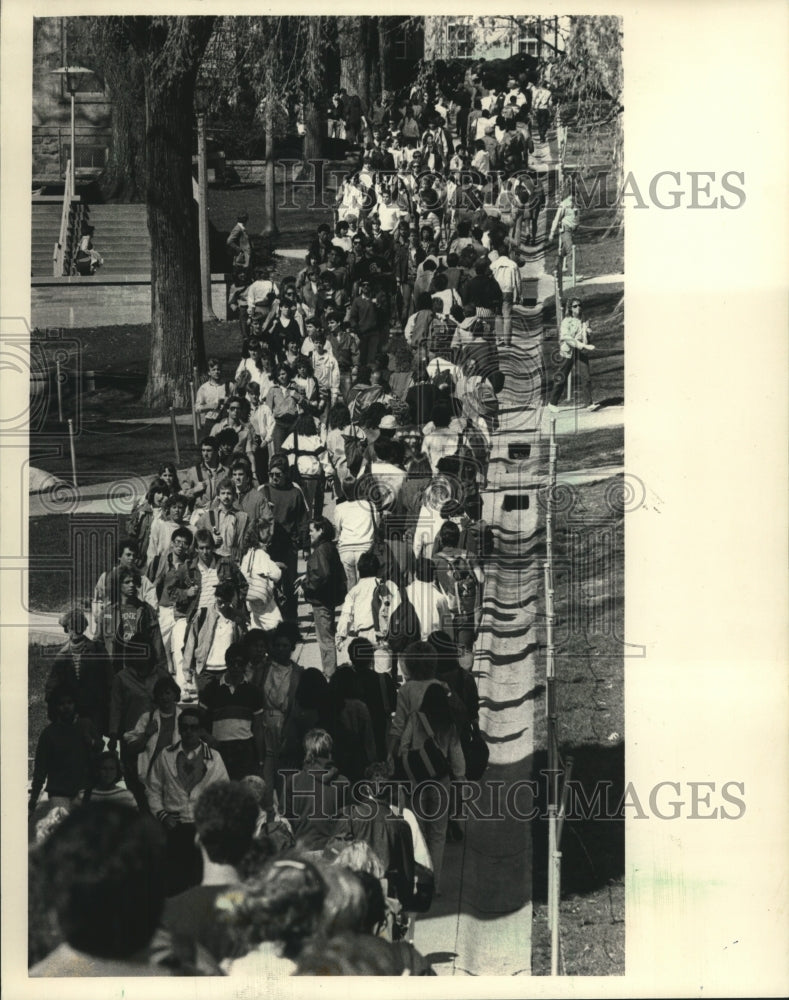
[51,66,93,190]
[194,85,217,322]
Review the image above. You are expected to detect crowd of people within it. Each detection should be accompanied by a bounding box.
[28,64,594,977]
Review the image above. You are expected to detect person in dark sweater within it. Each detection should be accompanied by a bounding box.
[281,728,351,854]
[45,608,114,738]
[347,636,396,762]
[465,256,503,316]
[405,360,437,427]
[156,780,259,971]
[326,665,377,785]
[262,455,310,626]
[348,279,381,366]
[199,645,266,780]
[29,683,102,813]
[298,517,347,678]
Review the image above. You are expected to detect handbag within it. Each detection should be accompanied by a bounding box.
[241,550,275,605]
[461,720,489,781]
[402,861,435,914]
[397,713,449,784]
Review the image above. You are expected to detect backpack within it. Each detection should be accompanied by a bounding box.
[342,425,367,478]
[453,433,478,483]
[387,589,421,654]
[370,578,395,637]
[395,712,450,784]
[461,419,490,466]
[431,364,454,393]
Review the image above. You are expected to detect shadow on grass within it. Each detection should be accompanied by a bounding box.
[531,741,624,903]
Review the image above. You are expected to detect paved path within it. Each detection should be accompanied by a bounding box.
[26,135,624,971]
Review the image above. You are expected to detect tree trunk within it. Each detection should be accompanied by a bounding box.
[302,103,325,201]
[100,99,146,203]
[338,16,371,112]
[378,17,394,98]
[302,16,325,199]
[261,99,278,238]
[142,73,205,408]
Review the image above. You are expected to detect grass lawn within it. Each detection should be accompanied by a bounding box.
[530,475,625,975]
[29,513,125,613]
[555,426,624,475]
[208,180,337,254]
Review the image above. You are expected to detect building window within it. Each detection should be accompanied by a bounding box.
[518,34,540,57]
[394,25,410,60]
[62,141,109,174]
[446,21,473,59]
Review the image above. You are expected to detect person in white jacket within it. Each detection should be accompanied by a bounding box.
[146,706,229,895]
[489,241,522,348]
[336,550,400,673]
[239,527,283,632]
[123,675,183,787]
[247,385,275,484]
[405,558,451,640]
[333,490,378,589]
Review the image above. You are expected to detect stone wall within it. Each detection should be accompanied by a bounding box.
[31,277,230,329]
[225,160,267,184]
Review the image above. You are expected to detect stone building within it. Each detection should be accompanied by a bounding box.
[423,15,566,63]
[32,17,111,187]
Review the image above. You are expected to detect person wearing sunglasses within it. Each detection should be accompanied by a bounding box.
[547,297,601,413]
[146,706,229,896]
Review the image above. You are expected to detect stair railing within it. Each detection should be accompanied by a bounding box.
[53,162,75,276]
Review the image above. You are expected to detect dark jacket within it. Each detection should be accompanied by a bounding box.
[328,699,377,785]
[303,540,347,609]
[355,668,397,759]
[99,597,168,673]
[465,274,503,311]
[331,796,415,892]
[45,638,114,737]
[30,717,102,802]
[261,482,310,557]
[283,758,351,851]
[348,295,379,336]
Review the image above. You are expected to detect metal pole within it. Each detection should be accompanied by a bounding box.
[67,418,77,487]
[551,847,561,974]
[56,359,64,422]
[571,244,577,287]
[70,91,76,191]
[189,380,199,445]
[197,112,217,321]
[547,420,556,567]
[551,754,575,975]
[169,406,181,466]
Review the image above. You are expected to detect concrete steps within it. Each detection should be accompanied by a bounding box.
[84,204,151,275]
[31,202,63,276]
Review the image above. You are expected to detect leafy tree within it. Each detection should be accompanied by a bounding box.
[122,15,216,408]
[65,18,147,203]
[199,17,324,236]
[552,15,623,230]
